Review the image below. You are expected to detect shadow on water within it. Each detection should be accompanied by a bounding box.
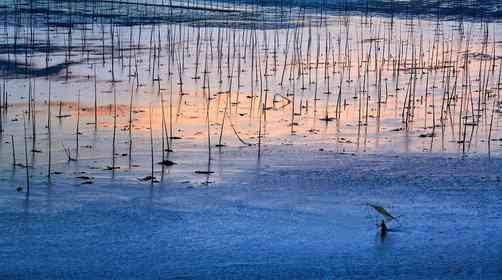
[0,59,71,79]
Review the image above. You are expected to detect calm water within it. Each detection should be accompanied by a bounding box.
[1,1,502,279]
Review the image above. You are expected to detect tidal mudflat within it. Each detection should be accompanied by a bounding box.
[1,1,502,279]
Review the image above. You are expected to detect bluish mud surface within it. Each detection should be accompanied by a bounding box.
[1,148,502,279]
[214,0,502,20]
[2,0,501,30]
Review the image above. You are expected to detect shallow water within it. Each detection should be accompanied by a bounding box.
[1,15,502,166]
[1,1,502,279]
[2,150,502,279]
